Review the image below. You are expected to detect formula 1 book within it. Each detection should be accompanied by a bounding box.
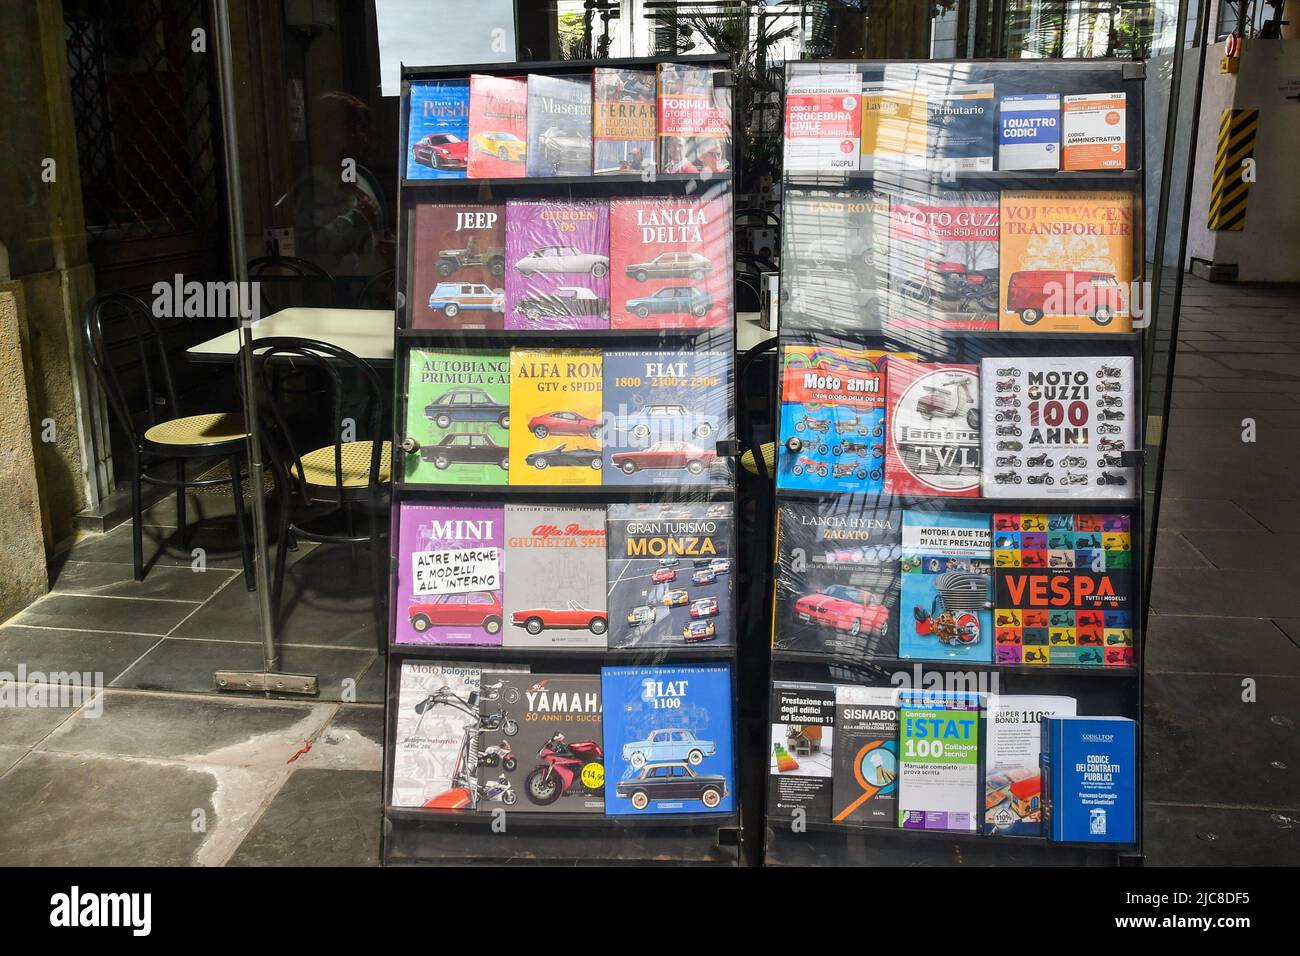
[525,74,592,177]
[783,64,862,174]
[606,502,733,650]
[394,503,503,646]
[477,673,603,813]
[991,512,1135,667]
[773,499,901,659]
[508,349,603,486]
[897,689,981,831]
[502,505,607,648]
[657,63,732,175]
[467,74,527,179]
[602,347,731,487]
[830,685,900,827]
[899,510,992,663]
[780,189,889,331]
[884,362,981,497]
[768,682,837,824]
[406,80,469,180]
[984,694,1076,836]
[504,200,610,331]
[402,349,509,485]
[609,193,733,330]
[602,665,735,816]
[409,203,506,330]
[593,67,656,175]
[980,356,1136,499]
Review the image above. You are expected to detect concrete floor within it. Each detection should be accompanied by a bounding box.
[1,275,1298,866]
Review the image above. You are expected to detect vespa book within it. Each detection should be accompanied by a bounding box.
[593,67,656,175]
[503,200,610,331]
[402,349,509,485]
[657,63,732,174]
[1041,715,1136,843]
[508,348,603,486]
[768,681,837,824]
[409,203,506,330]
[984,694,1077,836]
[830,685,900,827]
[884,361,982,497]
[898,510,993,663]
[406,79,469,180]
[467,74,527,179]
[525,73,592,177]
[897,689,981,831]
[502,504,607,648]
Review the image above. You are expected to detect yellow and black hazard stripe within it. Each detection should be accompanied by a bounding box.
[1207,108,1259,231]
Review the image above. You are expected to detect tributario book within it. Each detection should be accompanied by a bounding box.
[925,82,994,172]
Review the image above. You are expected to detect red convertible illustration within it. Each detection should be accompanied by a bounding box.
[611,441,718,476]
[528,410,602,439]
[793,585,889,637]
[510,600,608,636]
[408,591,503,635]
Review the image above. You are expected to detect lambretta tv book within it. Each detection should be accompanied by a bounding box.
[884,362,981,497]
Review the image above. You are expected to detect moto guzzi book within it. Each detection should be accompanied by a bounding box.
[593,67,656,175]
[780,189,889,331]
[605,502,733,649]
[409,203,506,330]
[525,73,592,177]
[403,349,510,485]
[601,665,735,816]
[502,505,608,649]
[508,348,603,486]
[898,510,993,663]
[656,63,732,174]
[504,200,610,331]
[406,80,469,180]
[830,684,900,827]
[467,73,527,178]
[884,361,981,497]
[767,682,836,824]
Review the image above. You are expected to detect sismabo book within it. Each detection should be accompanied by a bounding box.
[657,63,732,174]
[402,349,509,485]
[831,685,900,827]
[467,74,527,179]
[999,94,1060,171]
[508,348,603,486]
[406,80,469,180]
[502,504,607,648]
[526,73,592,177]
[925,82,994,172]
[783,65,862,174]
[593,67,656,175]
[504,200,610,331]
[409,203,505,330]
[884,362,981,497]
[897,689,981,831]
[1041,715,1136,843]
[768,682,837,825]
[984,694,1076,836]
[899,510,992,663]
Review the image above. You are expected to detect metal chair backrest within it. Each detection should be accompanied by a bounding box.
[247,256,338,314]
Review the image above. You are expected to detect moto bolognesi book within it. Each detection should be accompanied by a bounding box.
[991,512,1135,667]
[1041,715,1136,843]
[502,504,607,648]
[984,694,1077,836]
[899,510,992,663]
[998,94,1061,171]
[980,356,1137,500]
[467,74,527,179]
[783,64,862,174]
[885,190,999,333]
[593,67,656,175]
[772,498,901,659]
[601,664,735,816]
[477,673,603,813]
[508,348,603,486]
[999,190,1135,333]
[602,347,731,488]
[1061,92,1127,171]
[897,689,981,831]
[768,682,837,825]
[525,73,592,177]
[925,82,994,172]
[884,362,981,497]
[657,63,732,175]
[831,685,900,827]
[402,349,509,485]
[409,203,506,330]
[405,80,469,180]
[394,503,503,646]
[504,200,610,331]
[605,501,733,650]
[609,193,732,330]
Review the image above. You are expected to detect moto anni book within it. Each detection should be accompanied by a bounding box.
[601,665,735,816]
[897,690,981,831]
[504,200,610,331]
[1041,715,1136,843]
[593,67,656,175]
[984,694,1076,836]
[402,349,509,485]
[830,685,900,827]
[502,504,607,648]
[508,348,603,486]
[467,74,527,178]
[409,203,505,330]
[899,510,993,663]
[884,361,981,497]
[656,63,732,175]
[526,73,592,177]
[406,80,469,180]
[768,682,837,825]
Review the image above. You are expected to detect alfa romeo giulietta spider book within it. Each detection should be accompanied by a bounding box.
[898,510,993,663]
[593,67,656,175]
[767,681,836,823]
[525,73,592,177]
[502,505,608,648]
[409,203,505,330]
[601,665,735,815]
[467,73,527,179]
[406,80,469,180]
[402,349,509,485]
[504,200,610,330]
[508,348,603,486]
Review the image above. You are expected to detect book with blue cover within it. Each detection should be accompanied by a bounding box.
[899,510,993,662]
[998,94,1060,171]
[1041,715,1136,843]
[926,82,994,172]
[406,80,470,180]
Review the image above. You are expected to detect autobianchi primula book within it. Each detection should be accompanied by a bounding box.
[402,349,509,485]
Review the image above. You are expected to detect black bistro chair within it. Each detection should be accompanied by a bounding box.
[244,337,391,646]
[81,292,256,588]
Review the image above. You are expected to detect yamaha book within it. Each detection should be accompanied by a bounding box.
[504,200,611,331]
[899,510,992,663]
[884,361,981,497]
[467,73,527,178]
[409,203,506,330]
[984,694,1076,836]
[830,684,900,827]
[526,73,592,177]
[1041,715,1136,843]
[502,504,607,648]
[768,681,837,824]
[406,80,469,180]
[657,63,732,174]
[593,67,656,175]
[402,349,509,485]
[508,348,603,486]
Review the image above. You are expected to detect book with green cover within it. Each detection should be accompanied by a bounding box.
[403,349,510,485]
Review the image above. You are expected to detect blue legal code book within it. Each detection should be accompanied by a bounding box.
[997,94,1060,171]
[1040,715,1136,843]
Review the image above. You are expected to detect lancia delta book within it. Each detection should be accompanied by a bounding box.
[508,348,603,486]
[403,349,509,485]
[409,203,506,330]
[467,74,527,179]
[898,510,992,663]
[502,505,607,648]
[831,684,899,826]
[593,67,656,175]
[504,200,610,331]
[406,80,469,180]
[768,681,837,824]
[780,189,889,331]
[526,73,592,177]
[606,502,733,649]
[657,63,732,174]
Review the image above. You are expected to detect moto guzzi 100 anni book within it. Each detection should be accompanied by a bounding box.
[899,510,993,663]
[767,681,837,824]
[409,203,505,330]
[403,349,509,485]
[601,664,735,815]
[502,505,607,649]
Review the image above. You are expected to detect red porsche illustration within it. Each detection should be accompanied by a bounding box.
[407,591,503,635]
[510,600,608,636]
[793,585,890,637]
[610,441,718,476]
[528,411,602,439]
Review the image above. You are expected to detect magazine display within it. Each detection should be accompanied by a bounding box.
[525,74,592,177]
[884,362,981,497]
[768,682,837,822]
[409,203,506,330]
[780,189,889,331]
[504,200,610,331]
[403,349,510,485]
[656,63,732,174]
[830,685,900,826]
[467,74,528,178]
[593,67,656,175]
[898,510,993,663]
[406,80,470,180]
[507,348,604,486]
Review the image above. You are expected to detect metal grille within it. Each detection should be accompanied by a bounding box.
[63,0,220,241]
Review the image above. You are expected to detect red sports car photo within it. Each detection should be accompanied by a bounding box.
[793,585,889,637]
[510,600,608,636]
[689,597,718,619]
[411,132,468,170]
[528,410,602,439]
[651,567,677,584]
[610,441,718,477]
[407,591,502,634]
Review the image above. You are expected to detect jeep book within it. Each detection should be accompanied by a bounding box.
[402,349,509,485]
[502,504,608,648]
[897,689,981,831]
[601,665,735,816]
[406,80,469,180]
[593,67,656,176]
[656,63,732,175]
[508,348,603,486]
[605,502,734,649]
[830,685,900,827]
[884,362,982,497]
[467,74,527,179]
[783,64,862,174]
[409,203,506,330]
[394,503,504,646]
[898,510,993,663]
[984,694,1076,836]
[526,73,592,177]
[504,200,611,331]
[768,682,837,824]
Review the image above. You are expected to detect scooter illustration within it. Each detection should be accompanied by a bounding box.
[916,375,981,431]
[479,740,517,771]
[524,733,604,806]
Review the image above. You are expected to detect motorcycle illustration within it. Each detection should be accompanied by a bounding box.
[832,439,883,458]
[900,260,999,314]
[1097,365,1122,377]
[1096,395,1124,408]
[916,375,981,431]
[1027,453,1054,468]
[481,680,521,704]
[832,462,878,481]
[997,440,1023,451]
[1059,455,1087,468]
[1098,437,1126,452]
[791,456,829,478]
[996,367,1019,377]
[794,415,832,434]
[1097,380,1123,392]
[994,471,1022,484]
[478,740,517,771]
[1097,471,1129,486]
[1098,409,1126,421]
[997,425,1022,436]
[912,570,990,646]
[1062,472,1089,486]
[996,380,1020,393]
[1024,648,1048,663]
[479,774,517,806]
[480,709,519,737]
[1098,454,1124,468]
[995,395,1021,408]
[1096,423,1121,434]
[996,455,1022,467]
[834,413,881,437]
[1027,473,1055,485]
[524,733,604,806]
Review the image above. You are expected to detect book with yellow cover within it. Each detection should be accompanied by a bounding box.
[508,349,603,485]
[860,83,927,171]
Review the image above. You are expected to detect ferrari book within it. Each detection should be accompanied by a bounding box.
[605,502,733,650]
[998,94,1060,171]
[984,694,1076,836]
[773,499,902,660]
[884,362,981,497]
[898,510,992,663]
[1061,92,1127,171]
[406,80,469,180]
[885,190,999,333]
[657,63,732,174]
[502,505,607,648]
[1041,716,1136,843]
[409,203,506,330]
[526,73,592,177]
[980,356,1137,500]
[830,685,899,827]
[402,349,509,486]
[860,83,927,171]
[504,200,610,331]
[394,503,503,646]
[991,512,1135,667]
[897,689,981,831]
[601,665,735,816]
[507,348,603,485]
[780,188,890,331]
[609,193,733,330]
[477,673,603,813]
[783,65,862,173]
[998,190,1135,332]
[593,67,656,175]
[925,82,994,171]
[602,347,731,487]
[768,682,837,824]
[467,74,527,178]
[391,662,484,809]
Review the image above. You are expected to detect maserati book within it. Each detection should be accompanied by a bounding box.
[502,505,607,648]
[526,73,592,177]
[409,203,506,330]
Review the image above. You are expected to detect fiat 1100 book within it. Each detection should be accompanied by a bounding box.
[406,80,469,180]
[403,349,510,485]
[899,510,992,663]
[884,362,981,498]
[502,505,608,649]
[780,189,889,331]
[508,348,603,486]
[504,200,610,331]
[525,73,592,177]
[593,67,656,175]
[830,684,900,827]
[657,63,732,174]
[767,681,837,823]
[409,203,506,330]
[467,74,527,179]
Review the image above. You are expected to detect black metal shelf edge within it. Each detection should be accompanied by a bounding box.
[403,53,730,82]
[783,819,1137,851]
[392,482,735,500]
[397,326,735,344]
[389,643,738,662]
[385,807,740,829]
[785,169,1139,188]
[770,489,1138,509]
[401,172,731,191]
[770,648,1138,678]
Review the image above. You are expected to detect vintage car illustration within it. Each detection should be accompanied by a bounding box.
[528,410,602,439]
[1005,269,1125,326]
[411,132,468,170]
[420,432,510,472]
[682,619,717,643]
[537,125,590,172]
[689,597,719,618]
[428,282,505,318]
[619,403,718,441]
[616,761,727,810]
[624,285,712,319]
[510,600,608,636]
[610,441,718,476]
[624,251,713,282]
[514,285,609,322]
[470,130,526,162]
[627,605,656,626]
[513,244,609,277]
[524,443,603,470]
[407,591,502,634]
[424,388,509,429]
[436,237,505,278]
[793,584,890,637]
[622,728,717,768]
[662,588,689,607]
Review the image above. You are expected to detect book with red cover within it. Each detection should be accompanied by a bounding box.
[884,362,981,497]
[468,74,527,179]
[409,203,506,330]
[657,64,732,175]
[609,193,732,330]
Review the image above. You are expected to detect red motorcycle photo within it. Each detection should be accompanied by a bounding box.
[524,733,605,806]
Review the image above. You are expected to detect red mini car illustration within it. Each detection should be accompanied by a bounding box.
[529,411,602,439]
[510,600,607,636]
[611,441,717,476]
[408,592,503,635]
[793,585,889,637]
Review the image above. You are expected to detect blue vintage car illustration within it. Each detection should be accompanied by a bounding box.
[621,728,716,768]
